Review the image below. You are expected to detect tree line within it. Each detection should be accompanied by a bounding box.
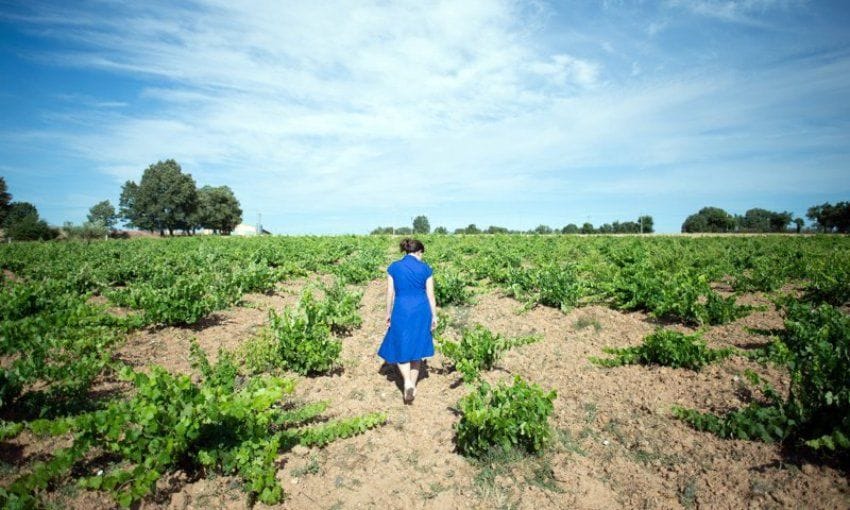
[371,215,655,235]
[681,203,850,233]
[120,160,242,236]
[0,160,243,241]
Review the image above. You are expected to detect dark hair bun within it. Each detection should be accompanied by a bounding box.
[400,238,425,254]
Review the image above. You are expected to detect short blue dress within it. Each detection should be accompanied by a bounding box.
[378,254,435,364]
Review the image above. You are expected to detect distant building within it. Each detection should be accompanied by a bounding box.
[232,223,271,236]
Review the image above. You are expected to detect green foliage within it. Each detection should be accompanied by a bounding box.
[738,208,793,233]
[456,376,556,458]
[807,201,850,233]
[434,269,473,306]
[251,283,361,375]
[318,279,363,335]
[108,275,218,326]
[62,220,110,240]
[782,302,850,450]
[681,206,736,233]
[2,349,385,507]
[267,292,342,376]
[295,412,387,447]
[437,325,540,383]
[0,176,10,225]
[87,200,118,229]
[331,248,383,284]
[119,159,198,235]
[672,370,791,442]
[610,264,750,325]
[505,263,584,312]
[591,329,734,371]
[803,253,850,306]
[674,302,850,452]
[412,215,430,234]
[2,202,58,241]
[0,279,123,413]
[195,185,242,234]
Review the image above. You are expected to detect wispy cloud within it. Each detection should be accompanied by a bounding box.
[664,0,803,26]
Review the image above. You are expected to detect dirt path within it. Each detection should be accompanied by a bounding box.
[49,274,850,509]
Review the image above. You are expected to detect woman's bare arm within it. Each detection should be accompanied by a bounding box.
[426,276,437,331]
[386,274,394,328]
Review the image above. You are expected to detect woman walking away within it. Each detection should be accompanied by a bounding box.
[378,238,438,404]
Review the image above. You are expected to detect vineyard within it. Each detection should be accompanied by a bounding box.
[1,234,848,509]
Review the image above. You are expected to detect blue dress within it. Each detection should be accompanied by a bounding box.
[378,254,435,364]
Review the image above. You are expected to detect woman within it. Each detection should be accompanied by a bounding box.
[378,238,438,404]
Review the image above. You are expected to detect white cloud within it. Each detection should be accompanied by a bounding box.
[3,0,848,232]
[664,0,804,25]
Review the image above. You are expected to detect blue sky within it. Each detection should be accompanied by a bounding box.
[1,0,849,234]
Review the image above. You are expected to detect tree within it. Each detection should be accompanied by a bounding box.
[794,217,805,234]
[0,177,11,225]
[88,200,118,229]
[119,160,198,235]
[195,186,242,234]
[740,208,771,232]
[598,223,613,234]
[486,225,508,234]
[580,222,594,234]
[682,207,736,233]
[561,224,579,234]
[412,215,430,234]
[4,201,37,225]
[637,215,654,234]
[119,181,145,229]
[2,202,57,241]
[533,225,553,234]
[807,202,850,233]
[395,227,413,235]
[769,211,793,233]
[738,208,792,233]
[370,226,394,235]
[433,226,448,234]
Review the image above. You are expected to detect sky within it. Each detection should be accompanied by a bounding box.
[1,0,849,234]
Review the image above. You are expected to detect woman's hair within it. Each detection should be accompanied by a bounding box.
[399,238,425,254]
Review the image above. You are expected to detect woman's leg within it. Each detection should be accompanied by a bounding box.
[397,362,411,389]
[398,362,415,403]
[409,360,421,394]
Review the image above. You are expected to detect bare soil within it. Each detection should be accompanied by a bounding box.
[6,275,849,509]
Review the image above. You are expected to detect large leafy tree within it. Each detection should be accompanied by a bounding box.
[0,177,11,225]
[561,223,579,234]
[412,215,430,234]
[120,160,198,235]
[807,202,850,233]
[195,185,242,234]
[88,200,118,229]
[637,215,654,233]
[739,208,792,233]
[2,201,57,241]
[681,207,736,233]
[769,211,793,232]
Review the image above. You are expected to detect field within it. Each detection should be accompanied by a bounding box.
[1,234,849,509]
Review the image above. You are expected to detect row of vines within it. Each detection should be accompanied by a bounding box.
[1,234,848,506]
